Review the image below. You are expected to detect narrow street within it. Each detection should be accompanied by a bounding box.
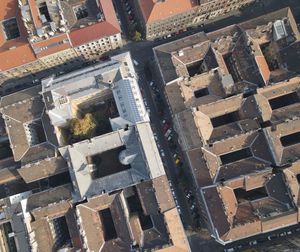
[132,54,195,229]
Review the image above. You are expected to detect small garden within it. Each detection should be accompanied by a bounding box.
[60,99,118,144]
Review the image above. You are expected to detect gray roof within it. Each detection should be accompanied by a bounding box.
[0,86,58,162]
[42,52,148,127]
[60,122,165,200]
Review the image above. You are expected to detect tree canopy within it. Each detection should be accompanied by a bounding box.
[69,113,96,139]
[132,31,142,41]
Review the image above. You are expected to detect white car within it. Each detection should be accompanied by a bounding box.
[133,59,139,66]
[177,207,182,215]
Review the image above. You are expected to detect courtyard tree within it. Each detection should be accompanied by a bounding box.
[69,113,96,139]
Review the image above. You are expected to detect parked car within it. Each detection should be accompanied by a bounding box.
[175,158,181,166]
[164,128,172,138]
[133,59,139,66]
[100,55,110,61]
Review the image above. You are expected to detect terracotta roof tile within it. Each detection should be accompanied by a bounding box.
[0,0,36,71]
[70,22,119,47]
[32,34,72,58]
[99,0,120,31]
[138,0,197,24]
[69,0,120,46]
[0,44,36,71]
[28,0,42,29]
[255,55,270,84]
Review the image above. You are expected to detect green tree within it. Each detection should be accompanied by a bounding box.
[132,31,142,41]
[69,113,96,139]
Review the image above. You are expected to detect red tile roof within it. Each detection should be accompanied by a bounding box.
[70,22,119,47]
[0,0,121,72]
[32,34,72,58]
[28,0,42,29]
[0,0,36,71]
[69,0,121,47]
[255,55,270,85]
[138,0,197,24]
[0,44,36,72]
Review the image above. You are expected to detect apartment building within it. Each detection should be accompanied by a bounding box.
[153,8,300,244]
[0,52,190,251]
[0,0,122,84]
[133,0,255,40]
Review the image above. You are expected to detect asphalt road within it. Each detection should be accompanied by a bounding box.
[133,54,195,227]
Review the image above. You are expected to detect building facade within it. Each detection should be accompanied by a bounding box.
[133,0,255,40]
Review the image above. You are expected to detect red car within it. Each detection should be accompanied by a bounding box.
[162,121,170,133]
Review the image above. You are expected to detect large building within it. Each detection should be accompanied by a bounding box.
[0,0,122,84]
[20,176,189,252]
[132,0,255,40]
[0,52,190,251]
[153,8,300,244]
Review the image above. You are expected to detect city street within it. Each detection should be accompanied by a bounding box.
[1,0,299,251]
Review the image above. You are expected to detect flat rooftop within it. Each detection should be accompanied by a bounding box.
[42,52,148,129]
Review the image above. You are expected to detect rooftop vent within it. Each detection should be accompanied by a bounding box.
[178,50,184,57]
